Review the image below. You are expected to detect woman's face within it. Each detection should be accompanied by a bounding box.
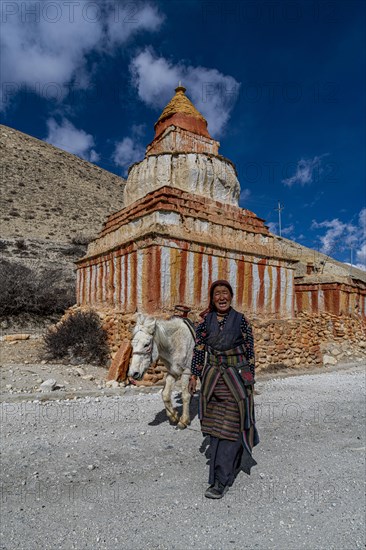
[212,285,232,314]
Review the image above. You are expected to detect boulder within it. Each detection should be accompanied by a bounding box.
[106,339,132,382]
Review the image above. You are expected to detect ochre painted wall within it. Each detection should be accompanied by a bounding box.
[77,242,295,318]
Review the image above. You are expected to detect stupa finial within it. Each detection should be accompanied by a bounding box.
[175,81,186,93]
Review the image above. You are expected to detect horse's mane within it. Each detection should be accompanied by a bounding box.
[133,315,188,353]
[155,317,184,350]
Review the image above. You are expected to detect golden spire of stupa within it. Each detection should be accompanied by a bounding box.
[156,83,207,125]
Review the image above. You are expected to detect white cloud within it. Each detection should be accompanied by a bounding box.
[130,124,147,138]
[311,207,366,271]
[303,190,324,208]
[129,48,240,136]
[45,118,99,162]
[267,222,278,234]
[355,208,366,269]
[359,206,366,233]
[239,188,251,203]
[90,149,100,163]
[267,222,295,238]
[1,1,164,111]
[311,218,357,254]
[106,3,164,46]
[281,224,295,237]
[355,243,366,268]
[113,124,146,175]
[283,155,328,187]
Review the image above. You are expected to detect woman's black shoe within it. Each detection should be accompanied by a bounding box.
[204,481,228,499]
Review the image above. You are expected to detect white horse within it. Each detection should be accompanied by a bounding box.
[128,314,195,429]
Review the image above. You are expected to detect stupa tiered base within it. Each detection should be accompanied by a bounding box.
[76,186,295,317]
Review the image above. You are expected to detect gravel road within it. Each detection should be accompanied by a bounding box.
[1,364,365,550]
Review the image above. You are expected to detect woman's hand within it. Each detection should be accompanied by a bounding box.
[188,375,197,395]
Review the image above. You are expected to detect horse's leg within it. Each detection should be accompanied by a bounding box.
[177,372,191,429]
[162,373,179,424]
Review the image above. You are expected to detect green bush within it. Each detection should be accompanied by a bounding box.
[43,311,108,365]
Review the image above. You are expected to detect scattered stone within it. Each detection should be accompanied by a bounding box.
[73,367,85,376]
[39,379,57,392]
[81,374,95,381]
[105,380,119,389]
[4,334,30,342]
[87,464,96,470]
[323,355,337,366]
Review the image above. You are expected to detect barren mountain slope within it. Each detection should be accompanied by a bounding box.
[0,124,126,325]
[277,236,366,282]
[0,124,125,243]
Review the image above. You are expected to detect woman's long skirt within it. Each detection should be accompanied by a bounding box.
[201,374,244,486]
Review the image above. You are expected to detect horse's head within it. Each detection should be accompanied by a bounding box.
[128,315,159,381]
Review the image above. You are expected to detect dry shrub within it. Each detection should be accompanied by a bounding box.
[71,234,93,246]
[0,259,74,316]
[61,245,86,257]
[43,311,108,365]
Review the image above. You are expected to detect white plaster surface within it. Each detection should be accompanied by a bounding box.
[124,153,240,206]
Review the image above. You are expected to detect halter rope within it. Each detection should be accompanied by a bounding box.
[131,325,157,363]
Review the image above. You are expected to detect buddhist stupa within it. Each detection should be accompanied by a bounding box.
[123,85,240,206]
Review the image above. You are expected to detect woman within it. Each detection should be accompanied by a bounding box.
[189,279,259,499]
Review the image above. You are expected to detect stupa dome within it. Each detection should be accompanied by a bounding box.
[123,85,240,207]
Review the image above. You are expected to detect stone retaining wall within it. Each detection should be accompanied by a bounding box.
[67,306,366,384]
[252,312,366,371]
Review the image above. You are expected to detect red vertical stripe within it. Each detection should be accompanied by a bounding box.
[275,266,281,314]
[88,265,92,305]
[146,246,161,313]
[194,250,203,304]
[124,254,128,308]
[237,260,244,309]
[179,249,188,304]
[311,289,318,313]
[98,262,103,304]
[131,252,137,311]
[207,254,213,293]
[109,256,115,306]
[257,259,266,310]
[247,263,253,312]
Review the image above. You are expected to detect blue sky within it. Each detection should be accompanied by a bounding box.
[1,0,365,269]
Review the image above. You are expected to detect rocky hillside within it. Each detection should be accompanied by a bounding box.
[0,124,126,325]
[278,236,366,283]
[1,124,125,242]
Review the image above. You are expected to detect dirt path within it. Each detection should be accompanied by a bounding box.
[1,360,365,550]
[1,336,364,401]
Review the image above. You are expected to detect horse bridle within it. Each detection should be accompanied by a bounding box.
[131,327,156,363]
